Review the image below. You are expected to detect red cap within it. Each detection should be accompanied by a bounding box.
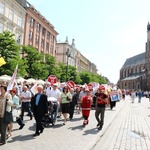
[99,86,105,91]
[10,88,17,94]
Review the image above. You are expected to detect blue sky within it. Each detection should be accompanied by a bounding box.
[28,0,150,84]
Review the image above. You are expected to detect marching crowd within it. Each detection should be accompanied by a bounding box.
[0,81,120,145]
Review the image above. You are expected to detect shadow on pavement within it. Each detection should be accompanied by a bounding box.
[7,134,34,143]
[83,127,99,135]
[28,123,36,131]
[68,118,83,122]
[47,123,63,129]
[68,125,84,131]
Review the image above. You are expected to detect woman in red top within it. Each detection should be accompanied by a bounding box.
[81,89,92,126]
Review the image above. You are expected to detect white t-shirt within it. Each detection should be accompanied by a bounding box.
[21,90,32,102]
[45,87,51,97]
[49,89,61,101]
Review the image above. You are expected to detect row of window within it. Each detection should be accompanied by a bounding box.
[29,17,54,41]
[29,31,53,52]
[0,2,23,27]
[0,22,21,44]
[29,30,54,42]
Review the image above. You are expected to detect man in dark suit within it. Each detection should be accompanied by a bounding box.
[31,85,48,137]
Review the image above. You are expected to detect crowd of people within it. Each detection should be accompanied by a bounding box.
[0,81,121,145]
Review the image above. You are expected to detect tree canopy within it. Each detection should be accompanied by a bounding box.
[0,31,108,84]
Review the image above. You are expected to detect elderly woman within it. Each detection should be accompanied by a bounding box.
[0,85,13,145]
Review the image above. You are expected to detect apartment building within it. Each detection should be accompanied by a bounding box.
[24,1,58,56]
[55,38,76,66]
[0,0,26,44]
[56,37,98,74]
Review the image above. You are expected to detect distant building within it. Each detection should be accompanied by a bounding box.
[117,23,150,91]
[0,0,26,45]
[55,37,98,74]
[117,53,146,91]
[23,1,58,57]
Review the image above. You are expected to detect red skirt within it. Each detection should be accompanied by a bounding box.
[82,110,90,118]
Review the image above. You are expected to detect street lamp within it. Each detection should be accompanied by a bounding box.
[66,48,70,82]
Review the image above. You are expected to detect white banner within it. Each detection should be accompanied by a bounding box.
[7,65,18,91]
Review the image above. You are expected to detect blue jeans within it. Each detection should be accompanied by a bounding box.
[51,102,58,124]
[21,102,32,120]
[138,97,141,103]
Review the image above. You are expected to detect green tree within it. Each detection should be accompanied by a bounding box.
[68,66,81,84]
[22,45,48,79]
[44,54,57,78]
[0,31,27,76]
[58,62,66,82]
[79,72,92,84]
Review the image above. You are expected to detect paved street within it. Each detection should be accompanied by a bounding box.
[93,96,150,150]
[1,96,150,150]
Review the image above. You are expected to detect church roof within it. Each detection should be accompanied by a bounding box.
[121,52,145,69]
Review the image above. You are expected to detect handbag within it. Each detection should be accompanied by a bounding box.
[4,100,13,124]
[12,109,19,117]
[66,96,70,101]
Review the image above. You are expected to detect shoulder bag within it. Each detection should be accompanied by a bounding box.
[4,99,13,124]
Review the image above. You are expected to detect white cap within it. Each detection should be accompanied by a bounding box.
[53,83,58,86]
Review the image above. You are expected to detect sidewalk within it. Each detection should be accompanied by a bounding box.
[1,97,127,150]
[92,96,150,150]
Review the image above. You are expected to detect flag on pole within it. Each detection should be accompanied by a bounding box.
[0,57,6,67]
[7,65,18,91]
[30,82,38,95]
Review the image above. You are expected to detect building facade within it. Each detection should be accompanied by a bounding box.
[117,53,146,91]
[24,1,58,57]
[55,38,76,66]
[55,37,98,74]
[117,23,150,91]
[0,0,26,44]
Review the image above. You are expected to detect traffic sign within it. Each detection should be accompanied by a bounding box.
[47,75,57,85]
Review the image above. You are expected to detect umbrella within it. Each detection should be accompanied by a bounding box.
[0,75,11,81]
[16,77,25,83]
[37,79,45,85]
[26,78,36,84]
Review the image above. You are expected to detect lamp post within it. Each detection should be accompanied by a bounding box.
[66,48,70,82]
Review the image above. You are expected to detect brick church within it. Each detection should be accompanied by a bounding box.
[117,23,150,91]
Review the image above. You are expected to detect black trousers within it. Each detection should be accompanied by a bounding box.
[69,102,75,119]
[34,115,43,134]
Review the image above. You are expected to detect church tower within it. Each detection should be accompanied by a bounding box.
[145,22,150,90]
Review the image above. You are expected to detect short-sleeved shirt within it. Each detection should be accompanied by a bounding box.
[61,92,71,104]
[21,90,31,102]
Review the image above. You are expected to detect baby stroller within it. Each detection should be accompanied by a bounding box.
[42,97,58,127]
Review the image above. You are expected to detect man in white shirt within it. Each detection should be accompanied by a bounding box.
[45,82,51,97]
[48,83,61,124]
[20,86,32,120]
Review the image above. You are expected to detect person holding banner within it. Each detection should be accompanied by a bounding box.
[108,89,117,110]
[95,85,108,130]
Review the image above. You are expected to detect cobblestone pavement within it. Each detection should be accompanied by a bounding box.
[0,96,141,150]
[93,96,150,150]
